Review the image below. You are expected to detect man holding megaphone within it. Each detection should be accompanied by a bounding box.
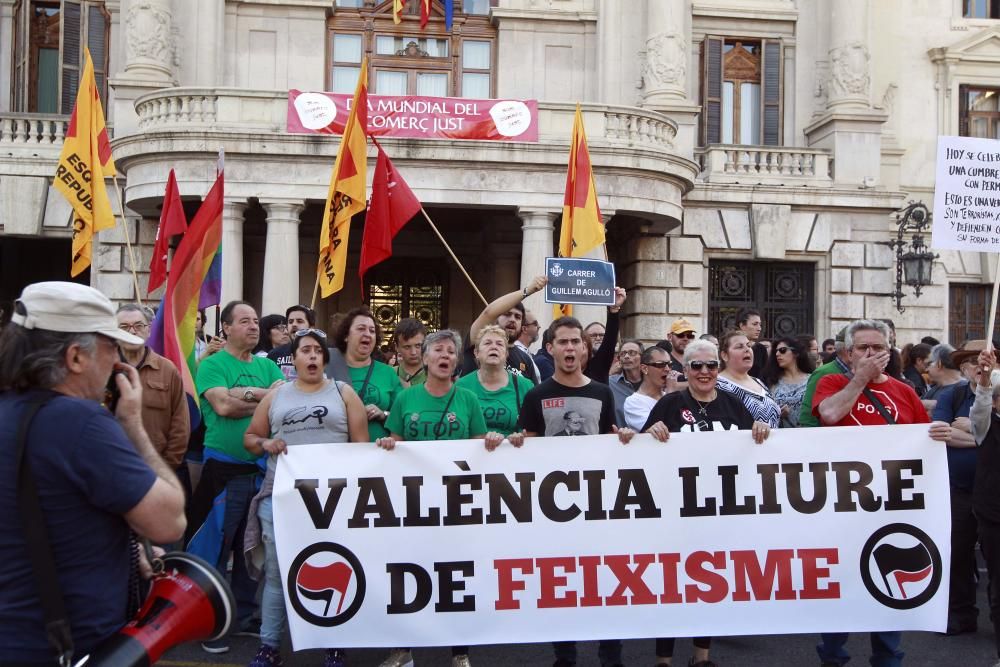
[0,282,187,666]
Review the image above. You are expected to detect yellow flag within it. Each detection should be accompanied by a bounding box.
[54,48,117,277]
[393,0,404,23]
[554,105,604,318]
[318,59,369,298]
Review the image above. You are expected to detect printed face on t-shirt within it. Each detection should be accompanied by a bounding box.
[540,396,603,436]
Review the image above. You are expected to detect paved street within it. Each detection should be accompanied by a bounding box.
[161,585,998,667]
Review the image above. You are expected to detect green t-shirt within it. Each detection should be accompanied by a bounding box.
[349,361,402,440]
[385,384,487,441]
[798,359,847,428]
[397,365,427,387]
[456,371,533,436]
[196,349,284,461]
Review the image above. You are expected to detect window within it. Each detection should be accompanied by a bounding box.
[701,36,782,146]
[708,260,814,338]
[950,283,996,344]
[959,85,1000,138]
[964,0,1000,18]
[328,0,496,98]
[11,0,110,113]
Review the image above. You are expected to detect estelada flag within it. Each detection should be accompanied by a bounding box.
[54,47,117,277]
[359,141,422,285]
[317,59,369,298]
[147,169,188,294]
[554,104,605,318]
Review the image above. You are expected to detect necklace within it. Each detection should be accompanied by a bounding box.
[690,390,716,416]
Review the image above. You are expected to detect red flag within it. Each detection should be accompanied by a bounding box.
[420,0,431,28]
[359,143,422,283]
[147,169,187,294]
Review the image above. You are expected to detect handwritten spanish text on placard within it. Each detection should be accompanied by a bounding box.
[932,135,1000,252]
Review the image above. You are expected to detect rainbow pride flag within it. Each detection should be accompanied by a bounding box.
[153,169,224,421]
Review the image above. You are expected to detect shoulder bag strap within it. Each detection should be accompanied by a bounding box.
[14,396,75,666]
[862,387,897,425]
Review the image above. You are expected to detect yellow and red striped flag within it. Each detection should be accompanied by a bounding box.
[318,58,369,298]
[393,0,405,23]
[54,47,117,277]
[554,105,605,318]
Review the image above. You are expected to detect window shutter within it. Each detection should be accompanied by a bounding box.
[12,0,27,111]
[702,35,723,146]
[959,84,970,137]
[60,0,83,114]
[85,2,111,107]
[761,39,782,146]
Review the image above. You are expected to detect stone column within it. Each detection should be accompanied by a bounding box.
[827,0,871,111]
[641,0,690,106]
[261,201,304,315]
[120,0,174,82]
[194,0,225,86]
[220,200,246,306]
[518,208,558,335]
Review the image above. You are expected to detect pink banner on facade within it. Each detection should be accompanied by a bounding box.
[287,90,538,142]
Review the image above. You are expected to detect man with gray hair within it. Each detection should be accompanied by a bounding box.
[811,318,929,667]
[116,304,189,469]
[0,281,186,664]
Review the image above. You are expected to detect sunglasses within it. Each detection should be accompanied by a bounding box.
[674,332,696,339]
[688,360,720,371]
[294,328,327,338]
[776,346,795,355]
[644,361,670,369]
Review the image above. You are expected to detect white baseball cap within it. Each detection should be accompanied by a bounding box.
[11,281,145,345]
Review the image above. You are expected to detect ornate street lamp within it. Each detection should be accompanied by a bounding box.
[883,201,938,313]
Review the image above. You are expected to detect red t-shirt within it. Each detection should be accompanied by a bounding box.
[812,373,930,427]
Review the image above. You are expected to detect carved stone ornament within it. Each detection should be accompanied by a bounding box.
[126,1,172,65]
[642,32,687,91]
[829,42,870,99]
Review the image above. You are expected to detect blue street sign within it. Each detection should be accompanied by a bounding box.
[544,257,616,306]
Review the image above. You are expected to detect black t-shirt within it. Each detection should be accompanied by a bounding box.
[517,378,615,436]
[267,343,295,380]
[668,354,688,383]
[641,389,755,434]
[750,342,767,379]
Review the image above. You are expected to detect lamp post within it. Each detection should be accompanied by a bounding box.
[883,201,938,313]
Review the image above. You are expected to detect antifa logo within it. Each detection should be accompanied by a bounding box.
[287,542,366,626]
[859,524,942,610]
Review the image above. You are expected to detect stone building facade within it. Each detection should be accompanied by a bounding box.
[1,0,999,346]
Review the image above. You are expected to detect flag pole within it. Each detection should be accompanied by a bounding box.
[112,179,144,305]
[310,272,321,311]
[419,207,488,307]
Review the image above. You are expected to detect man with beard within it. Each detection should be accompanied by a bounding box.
[460,276,546,384]
[512,316,634,667]
[665,318,695,392]
[266,304,315,380]
[190,300,284,653]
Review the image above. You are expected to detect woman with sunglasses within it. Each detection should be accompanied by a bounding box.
[761,336,815,427]
[456,325,534,436]
[375,329,504,667]
[623,346,677,430]
[641,339,770,667]
[331,307,403,442]
[716,330,782,428]
[243,329,369,667]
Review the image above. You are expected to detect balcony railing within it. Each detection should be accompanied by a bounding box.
[132,88,678,150]
[696,145,832,187]
[0,113,68,156]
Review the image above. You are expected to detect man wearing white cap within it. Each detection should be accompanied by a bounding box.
[0,281,186,665]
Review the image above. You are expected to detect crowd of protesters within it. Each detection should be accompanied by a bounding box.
[2,278,999,667]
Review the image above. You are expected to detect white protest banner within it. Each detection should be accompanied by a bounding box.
[273,425,949,649]
[932,135,1000,252]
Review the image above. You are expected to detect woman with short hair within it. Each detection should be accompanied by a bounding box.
[456,325,533,436]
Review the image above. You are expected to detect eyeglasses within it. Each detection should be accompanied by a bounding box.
[619,350,640,357]
[294,328,327,338]
[674,332,696,339]
[524,321,539,327]
[272,324,288,332]
[853,343,888,353]
[644,361,670,369]
[688,360,720,371]
[776,346,795,355]
[118,322,148,333]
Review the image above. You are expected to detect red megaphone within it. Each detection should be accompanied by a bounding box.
[76,552,235,666]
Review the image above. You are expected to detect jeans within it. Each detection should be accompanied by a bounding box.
[259,496,286,649]
[816,632,903,667]
[552,639,622,666]
[222,474,260,629]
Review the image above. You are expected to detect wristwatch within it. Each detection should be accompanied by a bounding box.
[243,388,256,402]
